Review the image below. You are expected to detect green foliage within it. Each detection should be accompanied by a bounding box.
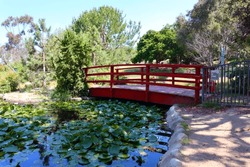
[181,122,189,131]
[0,100,164,166]
[133,25,183,63]
[48,100,162,165]
[0,80,11,93]
[0,65,18,93]
[175,0,250,65]
[22,19,52,88]
[202,102,222,110]
[51,89,72,101]
[54,29,91,96]
[72,6,140,65]
[229,65,250,94]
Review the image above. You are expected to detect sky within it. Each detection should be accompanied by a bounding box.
[0,0,198,45]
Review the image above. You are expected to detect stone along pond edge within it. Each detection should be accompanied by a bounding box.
[158,105,187,167]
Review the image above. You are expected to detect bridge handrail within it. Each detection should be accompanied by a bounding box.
[83,64,204,103]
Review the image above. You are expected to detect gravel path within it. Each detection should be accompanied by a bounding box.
[180,107,250,167]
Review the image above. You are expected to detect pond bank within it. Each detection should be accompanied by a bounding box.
[158,105,186,167]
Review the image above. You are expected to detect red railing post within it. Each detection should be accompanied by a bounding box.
[141,67,144,84]
[110,65,114,97]
[145,64,150,102]
[172,67,175,85]
[83,68,88,82]
[195,66,201,104]
[115,68,119,84]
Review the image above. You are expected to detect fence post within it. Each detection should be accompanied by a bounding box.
[145,64,150,102]
[220,46,225,102]
[201,67,205,102]
[195,66,201,104]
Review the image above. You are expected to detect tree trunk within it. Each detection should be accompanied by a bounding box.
[42,51,46,88]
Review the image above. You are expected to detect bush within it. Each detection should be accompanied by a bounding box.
[6,72,19,91]
[229,65,250,94]
[51,88,72,101]
[0,80,11,93]
[0,66,19,93]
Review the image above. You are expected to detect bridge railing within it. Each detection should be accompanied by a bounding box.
[83,64,203,103]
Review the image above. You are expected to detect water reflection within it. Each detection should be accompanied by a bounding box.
[0,129,171,167]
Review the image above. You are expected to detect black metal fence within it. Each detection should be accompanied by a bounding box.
[202,60,250,106]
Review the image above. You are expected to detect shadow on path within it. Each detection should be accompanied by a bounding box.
[180,107,250,167]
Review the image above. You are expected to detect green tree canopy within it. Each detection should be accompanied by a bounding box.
[176,0,250,65]
[132,25,183,63]
[72,6,141,65]
[53,29,91,96]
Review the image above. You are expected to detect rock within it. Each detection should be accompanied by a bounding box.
[158,105,185,167]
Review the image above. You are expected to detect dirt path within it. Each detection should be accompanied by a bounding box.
[0,92,48,104]
[180,107,250,167]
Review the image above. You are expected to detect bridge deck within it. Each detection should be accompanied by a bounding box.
[89,84,198,105]
[91,84,196,97]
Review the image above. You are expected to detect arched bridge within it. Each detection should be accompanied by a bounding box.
[83,64,206,105]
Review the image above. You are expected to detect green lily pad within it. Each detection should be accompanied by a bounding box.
[78,158,90,165]
[98,154,113,164]
[148,135,158,142]
[118,153,130,159]
[0,131,5,136]
[108,145,120,155]
[82,136,92,149]
[3,145,19,153]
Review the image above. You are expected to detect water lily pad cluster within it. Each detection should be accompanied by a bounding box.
[0,101,54,166]
[0,100,163,166]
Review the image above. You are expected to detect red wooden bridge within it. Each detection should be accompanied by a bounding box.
[83,64,205,105]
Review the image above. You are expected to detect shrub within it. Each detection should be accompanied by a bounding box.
[0,80,11,93]
[0,65,19,93]
[6,72,19,91]
[229,65,250,94]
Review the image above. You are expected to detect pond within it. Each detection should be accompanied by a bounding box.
[0,99,171,167]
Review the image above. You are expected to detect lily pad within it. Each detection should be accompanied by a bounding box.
[82,136,92,149]
[78,158,89,165]
[108,145,120,155]
[3,145,19,153]
[0,131,5,136]
[118,153,130,159]
[148,135,158,142]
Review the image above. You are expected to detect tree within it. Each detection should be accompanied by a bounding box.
[230,0,250,56]
[21,19,52,88]
[174,14,194,64]
[54,29,91,96]
[72,6,141,65]
[177,0,250,65]
[1,15,33,70]
[33,19,51,87]
[132,25,183,63]
[186,31,216,66]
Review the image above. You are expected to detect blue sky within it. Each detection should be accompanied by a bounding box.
[0,0,198,45]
